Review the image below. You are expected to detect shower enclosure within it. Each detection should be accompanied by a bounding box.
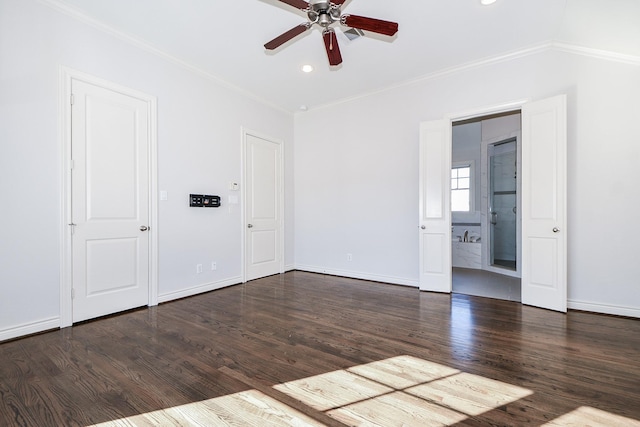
[489,139,517,270]
[481,135,520,277]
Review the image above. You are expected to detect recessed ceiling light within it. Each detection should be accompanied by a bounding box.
[299,105,308,111]
[481,0,497,5]
[301,65,314,73]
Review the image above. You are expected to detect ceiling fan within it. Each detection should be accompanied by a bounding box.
[264,0,399,66]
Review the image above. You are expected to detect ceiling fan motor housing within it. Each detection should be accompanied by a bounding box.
[308,0,340,27]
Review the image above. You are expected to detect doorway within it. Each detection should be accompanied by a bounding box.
[242,129,284,282]
[60,68,158,327]
[419,94,567,312]
[451,112,522,301]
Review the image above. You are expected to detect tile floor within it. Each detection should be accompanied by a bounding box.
[452,267,521,302]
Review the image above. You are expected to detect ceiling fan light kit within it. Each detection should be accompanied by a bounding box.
[264,0,399,67]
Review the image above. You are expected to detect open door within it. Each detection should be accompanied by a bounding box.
[419,95,567,312]
[521,95,567,312]
[419,119,452,292]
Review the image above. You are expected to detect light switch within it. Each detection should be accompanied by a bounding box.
[229,182,239,191]
[160,190,168,201]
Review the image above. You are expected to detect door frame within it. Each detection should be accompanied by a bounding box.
[420,97,567,312]
[420,100,527,293]
[240,127,285,283]
[59,67,159,328]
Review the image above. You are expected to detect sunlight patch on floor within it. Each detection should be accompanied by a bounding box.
[276,355,531,426]
[273,369,394,411]
[406,371,532,416]
[88,355,639,427]
[543,406,640,427]
[347,355,461,389]
[89,389,324,427]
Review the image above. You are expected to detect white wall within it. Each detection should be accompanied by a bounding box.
[0,0,294,340]
[2,2,639,342]
[294,49,640,317]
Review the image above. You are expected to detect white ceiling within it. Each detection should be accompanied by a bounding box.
[47,0,640,113]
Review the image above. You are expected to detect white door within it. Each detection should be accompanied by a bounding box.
[71,79,150,323]
[419,119,452,292]
[244,132,283,281]
[521,95,567,312]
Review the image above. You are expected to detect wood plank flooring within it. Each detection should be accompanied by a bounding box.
[1,271,639,426]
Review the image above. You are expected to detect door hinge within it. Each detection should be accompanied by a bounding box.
[70,159,74,170]
[71,288,75,299]
[70,94,74,105]
[68,222,76,234]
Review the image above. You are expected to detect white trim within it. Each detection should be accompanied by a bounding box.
[241,128,286,282]
[158,277,242,304]
[296,264,419,288]
[447,100,528,122]
[552,42,640,67]
[0,317,60,343]
[306,42,639,114]
[59,67,159,327]
[240,127,247,283]
[39,0,290,116]
[568,299,640,319]
[148,97,159,307]
[59,67,73,328]
[308,45,550,113]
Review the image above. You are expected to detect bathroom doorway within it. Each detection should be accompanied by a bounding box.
[451,111,522,301]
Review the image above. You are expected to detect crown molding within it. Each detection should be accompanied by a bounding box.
[37,0,292,115]
[305,40,640,113]
[551,41,640,66]
[36,0,640,115]
[306,42,554,113]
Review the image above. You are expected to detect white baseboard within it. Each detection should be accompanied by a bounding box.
[568,299,640,319]
[284,263,296,272]
[295,264,419,288]
[295,267,640,318]
[0,317,60,342]
[158,276,242,304]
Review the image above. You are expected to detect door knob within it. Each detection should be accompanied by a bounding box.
[421,225,426,230]
[552,227,560,233]
[140,225,149,231]
[248,224,253,228]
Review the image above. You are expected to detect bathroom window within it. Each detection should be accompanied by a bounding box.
[452,164,472,211]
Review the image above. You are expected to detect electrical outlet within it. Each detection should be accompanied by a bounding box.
[196,264,203,274]
[347,253,353,262]
[211,262,217,271]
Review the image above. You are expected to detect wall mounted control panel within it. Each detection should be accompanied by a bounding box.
[190,194,221,208]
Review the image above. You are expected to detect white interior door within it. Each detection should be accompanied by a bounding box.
[71,79,150,323]
[521,95,567,312]
[244,132,283,281]
[419,119,452,292]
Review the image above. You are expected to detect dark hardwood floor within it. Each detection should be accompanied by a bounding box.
[1,271,639,426]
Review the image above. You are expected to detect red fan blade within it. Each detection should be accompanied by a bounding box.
[323,30,343,66]
[277,0,309,10]
[264,24,310,50]
[331,0,348,5]
[342,14,398,36]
